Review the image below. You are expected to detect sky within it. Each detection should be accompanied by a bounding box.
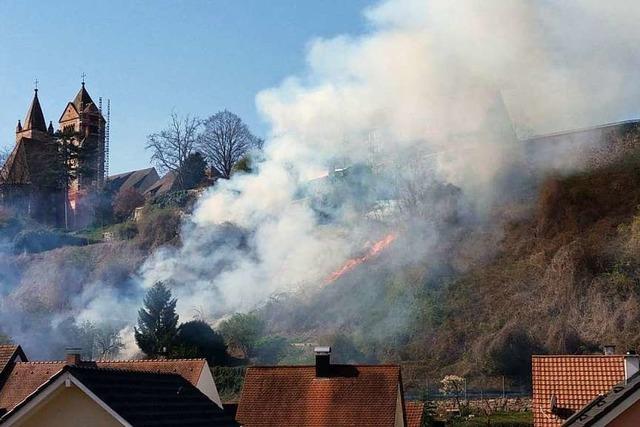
[0,0,373,174]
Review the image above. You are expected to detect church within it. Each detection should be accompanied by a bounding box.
[0,83,106,228]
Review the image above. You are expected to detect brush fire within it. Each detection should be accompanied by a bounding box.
[325,233,398,284]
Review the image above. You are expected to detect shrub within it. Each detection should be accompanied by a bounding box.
[0,207,23,240]
[172,320,229,366]
[254,335,289,364]
[212,366,246,401]
[135,208,181,249]
[219,313,264,359]
[113,188,145,220]
[112,221,138,240]
[150,191,192,209]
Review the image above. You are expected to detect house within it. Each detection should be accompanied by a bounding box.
[0,347,234,426]
[235,346,408,426]
[106,168,160,196]
[143,171,178,199]
[564,368,640,426]
[0,366,238,427]
[531,349,640,427]
[0,346,26,379]
[405,401,426,427]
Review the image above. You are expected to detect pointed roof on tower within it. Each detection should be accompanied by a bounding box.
[22,89,47,132]
[72,82,95,112]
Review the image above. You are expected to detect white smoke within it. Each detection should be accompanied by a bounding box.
[76,0,640,349]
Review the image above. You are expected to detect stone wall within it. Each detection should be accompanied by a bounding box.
[433,397,532,417]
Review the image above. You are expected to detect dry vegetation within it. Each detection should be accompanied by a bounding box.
[406,143,640,386]
[260,127,640,389]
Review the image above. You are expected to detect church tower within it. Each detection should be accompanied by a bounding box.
[0,87,64,227]
[16,88,52,142]
[58,81,106,225]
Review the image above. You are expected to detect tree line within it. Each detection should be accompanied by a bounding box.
[134,282,288,365]
[146,110,263,189]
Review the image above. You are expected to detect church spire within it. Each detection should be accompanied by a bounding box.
[16,120,22,133]
[22,88,47,132]
[73,83,94,112]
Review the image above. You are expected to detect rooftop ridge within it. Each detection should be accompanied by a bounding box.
[94,358,206,363]
[532,355,626,358]
[247,364,401,369]
[67,365,188,377]
[16,358,206,364]
[14,361,65,365]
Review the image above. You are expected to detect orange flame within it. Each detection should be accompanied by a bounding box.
[325,233,397,284]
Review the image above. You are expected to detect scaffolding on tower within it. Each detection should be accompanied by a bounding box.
[98,97,111,183]
[105,99,110,179]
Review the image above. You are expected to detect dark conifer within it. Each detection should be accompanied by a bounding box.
[134,282,179,357]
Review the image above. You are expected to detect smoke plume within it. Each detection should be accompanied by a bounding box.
[4,0,640,358]
[142,0,640,320]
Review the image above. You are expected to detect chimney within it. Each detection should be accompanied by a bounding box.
[65,348,82,366]
[604,345,616,355]
[625,350,640,382]
[315,346,331,378]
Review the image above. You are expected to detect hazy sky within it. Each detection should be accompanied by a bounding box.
[0,0,372,174]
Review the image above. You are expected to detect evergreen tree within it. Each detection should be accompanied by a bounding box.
[134,282,179,357]
[177,152,207,190]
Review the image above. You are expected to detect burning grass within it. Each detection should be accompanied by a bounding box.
[325,233,398,284]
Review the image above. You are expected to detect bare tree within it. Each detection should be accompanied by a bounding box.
[198,110,263,179]
[146,113,200,189]
[93,324,124,359]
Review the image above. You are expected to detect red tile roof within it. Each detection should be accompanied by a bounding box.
[532,355,626,427]
[405,401,425,427]
[0,346,21,375]
[236,365,403,427]
[0,358,206,413]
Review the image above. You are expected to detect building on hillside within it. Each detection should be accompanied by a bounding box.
[235,346,410,426]
[0,346,234,426]
[105,167,160,196]
[0,83,106,228]
[0,89,65,225]
[143,170,179,199]
[531,349,640,427]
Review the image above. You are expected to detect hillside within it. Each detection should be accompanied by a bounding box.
[3,126,640,390]
[259,127,640,390]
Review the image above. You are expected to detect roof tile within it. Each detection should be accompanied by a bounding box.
[532,355,626,427]
[236,365,402,427]
[405,401,425,427]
